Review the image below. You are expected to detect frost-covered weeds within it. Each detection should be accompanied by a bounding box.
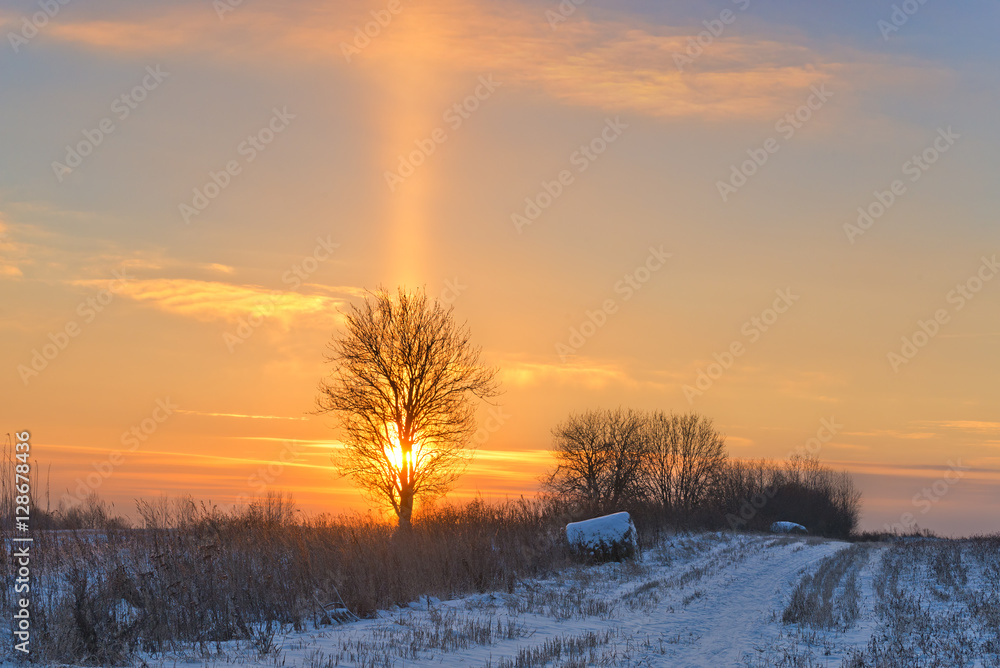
[482,629,621,668]
[782,543,872,630]
[318,608,531,666]
[0,495,581,665]
[857,537,1000,667]
[756,536,1000,668]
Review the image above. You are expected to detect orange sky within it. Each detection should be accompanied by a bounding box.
[2,0,999,535]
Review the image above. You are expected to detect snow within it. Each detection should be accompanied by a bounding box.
[770,520,808,533]
[565,511,636,548]
[13,532,997,667]
[121,532,853,668]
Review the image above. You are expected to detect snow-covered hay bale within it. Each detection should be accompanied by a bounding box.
[566,512,638,562]
[771,521,808,535]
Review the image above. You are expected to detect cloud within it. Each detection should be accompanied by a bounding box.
[725,436,755,448]
[69,277,349,326]
[471,449,552,464]
[43,441,328,472]
[176,409,309,420]
[827,460,999,482]
[206,263,235,274]
[0,214,27,278]
[917,421,1000,434]
[42,0,845,120]
[500,358,633,389]
[0,207,203,282]
[845,430,938,440]
[474,25,833,120]
[226,436,341,446]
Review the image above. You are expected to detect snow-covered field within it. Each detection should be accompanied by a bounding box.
[101,531,996,668]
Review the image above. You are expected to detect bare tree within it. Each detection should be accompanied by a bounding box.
[317,287,499,529]
[544,408,647,509]
[644,411,676,510]
[644,412,727,513]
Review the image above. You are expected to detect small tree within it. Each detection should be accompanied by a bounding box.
[317,287,499,529]
[544,408,647,510]
[645,412,727,513]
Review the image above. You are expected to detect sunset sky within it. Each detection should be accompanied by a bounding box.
[2,0,998,535]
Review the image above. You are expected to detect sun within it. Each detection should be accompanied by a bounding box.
[383,428,407,473]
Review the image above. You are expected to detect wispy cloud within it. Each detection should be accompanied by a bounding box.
[725,436,756,448]
[41,0,849,121]
[70,277,348,326]
[916,421,1000,434]
[845,429,938,440]
[471,449,552,464]
[176,409,309,421]
[226,437,340,445]
[0,209,247,283]
[500,358,634,389]
[41,441,331,471]
[828,460,1000,482]
[0,214,27,278]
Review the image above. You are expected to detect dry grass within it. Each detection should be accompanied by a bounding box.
[782,544,872,630]
[756,537,1000,668]
[482,628,621,668]
[0,493,581,665]
[855,537,1000,667]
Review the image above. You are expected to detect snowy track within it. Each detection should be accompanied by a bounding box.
[634,538,845,666]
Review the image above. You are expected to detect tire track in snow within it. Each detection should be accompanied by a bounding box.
[628,538,848,667]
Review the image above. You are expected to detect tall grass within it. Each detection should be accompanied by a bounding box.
[0,492,584,665]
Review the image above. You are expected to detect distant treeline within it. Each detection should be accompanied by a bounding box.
[544,409,862,538]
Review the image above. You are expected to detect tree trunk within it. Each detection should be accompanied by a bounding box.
[397,487,414,531]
